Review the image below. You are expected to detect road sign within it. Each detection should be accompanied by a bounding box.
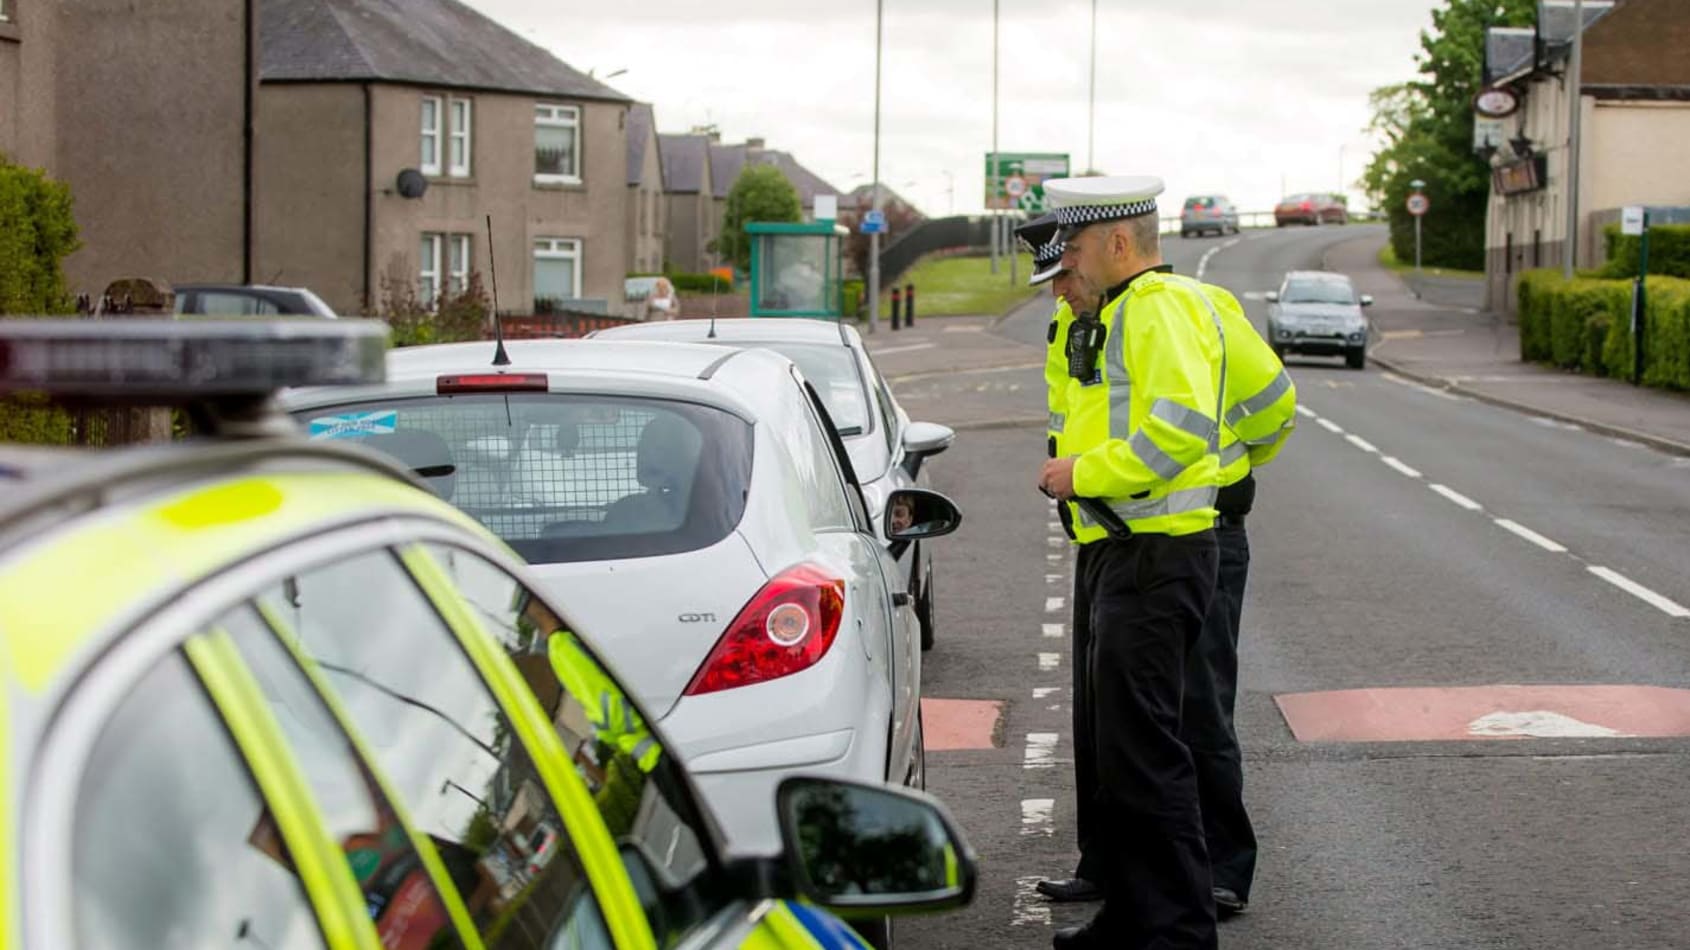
[1406,193,1430,217]
[860,210,887,234]
[1621,205,1646,237]
[984,152,1070,211]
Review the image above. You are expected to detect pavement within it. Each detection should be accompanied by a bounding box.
[887,225,1690,949]
[1331,238,1690,456]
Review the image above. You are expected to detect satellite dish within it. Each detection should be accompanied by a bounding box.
[396,168,429,199]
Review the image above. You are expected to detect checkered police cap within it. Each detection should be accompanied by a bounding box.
[1044,175,1166,230]
[1052,197,1158,227]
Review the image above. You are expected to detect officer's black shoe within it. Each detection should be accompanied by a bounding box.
[1051,923,1107,950]
[1035,877,1102,903]
[1214,886,1248,919]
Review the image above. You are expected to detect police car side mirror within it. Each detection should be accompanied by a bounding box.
[1265,291,1279,303]
[775,776,976,915]
[884,488,961,543]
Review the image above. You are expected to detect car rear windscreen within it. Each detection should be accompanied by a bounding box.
[296,394,752,564]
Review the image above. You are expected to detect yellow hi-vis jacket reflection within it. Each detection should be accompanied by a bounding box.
[549,631,661,772]
[1050,271,1227,541]
[1045,298,1077,459]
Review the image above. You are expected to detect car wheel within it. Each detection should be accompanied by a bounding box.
[1180,229,1192,239]
[1347,348,1367,370]
[918,565,936,652]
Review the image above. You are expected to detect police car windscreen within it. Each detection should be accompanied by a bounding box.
[298,395,752,564]
[741,342,872,437]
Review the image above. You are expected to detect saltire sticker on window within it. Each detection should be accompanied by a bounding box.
[309,410,398,440]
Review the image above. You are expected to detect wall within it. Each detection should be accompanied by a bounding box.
[50,0,250,296]
[665,191,710,272]
[626,125,665,274]
[367,85,628,313]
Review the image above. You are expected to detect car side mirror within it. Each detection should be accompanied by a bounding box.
[1359,294,1374,307]
[899,421,955,478]
[1265,291,1279,303]
[884,488,961,543]
[776,776,976,915]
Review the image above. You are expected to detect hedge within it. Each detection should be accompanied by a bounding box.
[668,272,733,293]
[1516,268,1690,390]
[1601,223,1690,280]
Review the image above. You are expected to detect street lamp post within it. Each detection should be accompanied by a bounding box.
[868,0,884,335]
[1088,0,1098,174]
[990,0,1000,275]
[1564,0,1585,278]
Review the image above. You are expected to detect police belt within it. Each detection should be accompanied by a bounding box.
[1076,498,1133,540]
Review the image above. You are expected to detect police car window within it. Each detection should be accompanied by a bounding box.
[295,395,751,566]
[426,544,717,946]
[220,606,464,948]
[257,550,614,950]
[73,650,326,950]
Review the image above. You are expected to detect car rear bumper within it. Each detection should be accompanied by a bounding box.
[686,728,887,857]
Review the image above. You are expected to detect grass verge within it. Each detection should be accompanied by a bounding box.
[883,252,1040,317]
[1378,243,1484,280]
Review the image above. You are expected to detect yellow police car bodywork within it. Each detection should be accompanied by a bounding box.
[0,461,862,950]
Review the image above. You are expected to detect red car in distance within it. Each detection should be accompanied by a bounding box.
[1275,192,1348,227]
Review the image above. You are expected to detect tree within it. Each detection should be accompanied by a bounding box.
[1360,0,1536,270]
[0,154,81,315]
[717,164,802,271]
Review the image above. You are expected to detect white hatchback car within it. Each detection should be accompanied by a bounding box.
[592,318,956,650]
[282,339,960,860]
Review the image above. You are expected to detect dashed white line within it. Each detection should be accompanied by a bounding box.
[1042,623,1065,639]
[1045,597,1066,613]
[1345,434,1379,453]
[1381,456,1422,478]
[1023,732,1059,769]
[1047,537,1065,549]
[1033,687,1061,699]
[1316,418,1344,434]
[1196,246,1222,280]
[1588,566,1690,619]
[869,342,936,356]
[1046,553,1062,563]
[1012,876,1054,927]
[1296,405,1317,419]
[1430,483,1484,511]
[1020,799,1056,837]
[1045,573,1064,585]
[1038,652,1061,671]
[1494,519,1568,553]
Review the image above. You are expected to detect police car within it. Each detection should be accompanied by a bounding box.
[0,319,975,950]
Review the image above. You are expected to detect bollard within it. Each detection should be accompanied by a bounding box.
[904,283,915,326]
[890,287,902,330]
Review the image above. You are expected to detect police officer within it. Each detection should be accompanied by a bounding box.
[1033,176,1224,950]
[1181,270,1297,920]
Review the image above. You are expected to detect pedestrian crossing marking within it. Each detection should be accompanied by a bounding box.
[1042,623,1064,638]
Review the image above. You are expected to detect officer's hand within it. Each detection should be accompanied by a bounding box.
[1039,457,1078,500]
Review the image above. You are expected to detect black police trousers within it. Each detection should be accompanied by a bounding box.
[1070,530,1219,949]
[1180,520,1257,901]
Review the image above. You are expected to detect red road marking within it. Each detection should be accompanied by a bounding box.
[922,698,1004,750]
[1275,685,1690,742]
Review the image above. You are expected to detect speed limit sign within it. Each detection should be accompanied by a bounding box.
[1406,193,1430,217]
[1004,175,1029,199]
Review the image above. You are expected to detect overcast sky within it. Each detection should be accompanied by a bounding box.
[465,0,1442,216]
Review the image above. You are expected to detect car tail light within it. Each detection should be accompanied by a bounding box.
[683,563,846,696]
[1300,201,1313,211]
[437,373,548,394]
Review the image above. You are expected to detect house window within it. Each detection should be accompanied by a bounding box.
[448,97,472,177]
[535,104,581,183]
[421,96,443,176]
[420,233,443,305]
[448,234,471,293]
[534,238,582,308]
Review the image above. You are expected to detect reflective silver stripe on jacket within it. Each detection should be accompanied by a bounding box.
[1105,300,1133,442]
[1106,484,1219,522]
[1131,399,1218,481]
[1049,412,1066,433]
[1225,370,1292,428]
[1220,441,1249,467]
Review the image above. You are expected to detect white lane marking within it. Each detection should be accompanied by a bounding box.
[1529,416,1584,432]
[1045,574,1064,584]
[1045,597,1066,613]
[1196,246,1222,280]
[942,325,985,333]
[1048,521,1063,534]
[1038,652,1061,671]
[1242,291,1269,301]
[1381,456,1422,478]
[1033,687,1061,699]
[1588,566,1690,618]
[1345,434,1379,454]
[1021,799,1056,837]
[1494,518,1568,553]
[1295,405,1318,418]
[1316,418,1344,434]
[1222,237,1242,249]
[1012,876,1055,927]
[1043,623,1065,639]
[1023,732,1059,769]
[869,342,936,356]
[1048,537,1065,548]
[1469,710,1621,739]
[1429,483,1484,511]
[1047,553,1062,562]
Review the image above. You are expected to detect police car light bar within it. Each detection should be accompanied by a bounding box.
[0,319,387,402]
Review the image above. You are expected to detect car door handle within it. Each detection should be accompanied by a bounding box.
[892,592,912,608]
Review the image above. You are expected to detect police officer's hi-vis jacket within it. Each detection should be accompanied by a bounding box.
[1052,269,1227,540]
[1207,284,1297,486]
[1045,298,1077,456]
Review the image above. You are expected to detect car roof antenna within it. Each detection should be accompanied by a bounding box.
[707,276,719,339]
[486,214,511,366]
